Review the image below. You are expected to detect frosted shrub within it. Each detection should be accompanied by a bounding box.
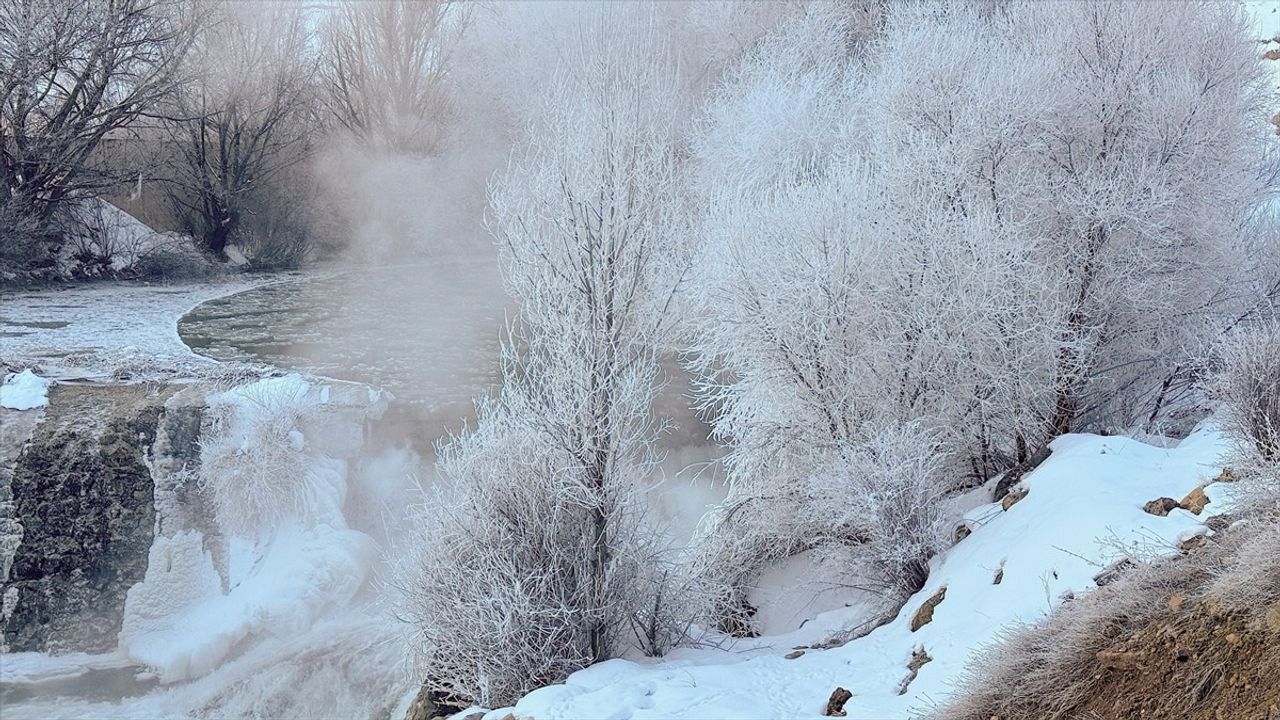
[1216,322,1280,461]
[397,413,597,707]
[199,376,317,535]
[398,388,694,707]
[1214,321,1280,506]
[821,423,950,595]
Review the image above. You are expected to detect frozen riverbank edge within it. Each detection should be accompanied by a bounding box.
[2,274,418,719]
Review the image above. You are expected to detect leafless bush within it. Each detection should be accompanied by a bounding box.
[199,378,316,536]
[0,203,56,274]
[395,397,698,707]
[1205,517,1280,612]
[829,423,951,595]
[1215,321,1280,466]
[130,237,218,281]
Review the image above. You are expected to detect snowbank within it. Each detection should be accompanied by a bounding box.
[494,425,1233,720]
[119,525,376,683]
[62,198,166,273]
[0,369,52,410]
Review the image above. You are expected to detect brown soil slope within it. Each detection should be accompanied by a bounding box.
[1074,598,1280,720]
[941,520,1280,720]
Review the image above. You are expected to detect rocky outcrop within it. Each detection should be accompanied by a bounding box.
[1143,497,1180,516]
[1179,486,1210,515]
[1,384,172,653]
[910,586,946,632]
[0,373,390,659]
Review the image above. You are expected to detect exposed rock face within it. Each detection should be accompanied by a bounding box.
[1143,497,1180,516]
[1000,485,1028,511]
[1,384,170,653]
[1179,486,1210,515]
[911,586,946,632]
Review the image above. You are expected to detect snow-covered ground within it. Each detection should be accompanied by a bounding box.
[0,278,278,382]
[485,425,1234,720]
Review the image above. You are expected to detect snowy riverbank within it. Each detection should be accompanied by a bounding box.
[482,426,1236,720]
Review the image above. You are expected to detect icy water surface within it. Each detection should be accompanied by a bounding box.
[178,259,711,455]
[179,260,508,422]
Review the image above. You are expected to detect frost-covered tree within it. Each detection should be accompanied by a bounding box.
[687,0,1276,626]
[1002,0,1275,433]
[397,11,696,707]
[0,0,195,263]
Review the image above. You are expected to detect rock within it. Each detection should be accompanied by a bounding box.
[824,687,852,717]
[1179,533,1207,553]
[785,650,805,660]
[1097,649,1142,670]
[954,522,972,543]
[402,683,467,720]
[1265,603,1280,634]
[1213,467,1234,483]
[1001,485,1028,511]
[1,384,168,653]
[1093,558,1136,587]
[896,646,933,695]
[992,566,1004,585]
[911,586,947,632]
[1143,497,1180,516]
[1180,486,1210,515]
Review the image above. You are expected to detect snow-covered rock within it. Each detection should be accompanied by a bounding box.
[0,370,51,410]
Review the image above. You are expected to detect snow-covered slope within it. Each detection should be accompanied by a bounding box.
[491,426,1234,720]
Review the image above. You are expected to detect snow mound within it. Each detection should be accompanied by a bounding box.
[64,198,166,272]
[494,425,1233,720]
[119,525,376,684]
[0,369,52,410]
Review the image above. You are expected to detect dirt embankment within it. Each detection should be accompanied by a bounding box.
[941,516,1280,720]
[1077,596,1280,720]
